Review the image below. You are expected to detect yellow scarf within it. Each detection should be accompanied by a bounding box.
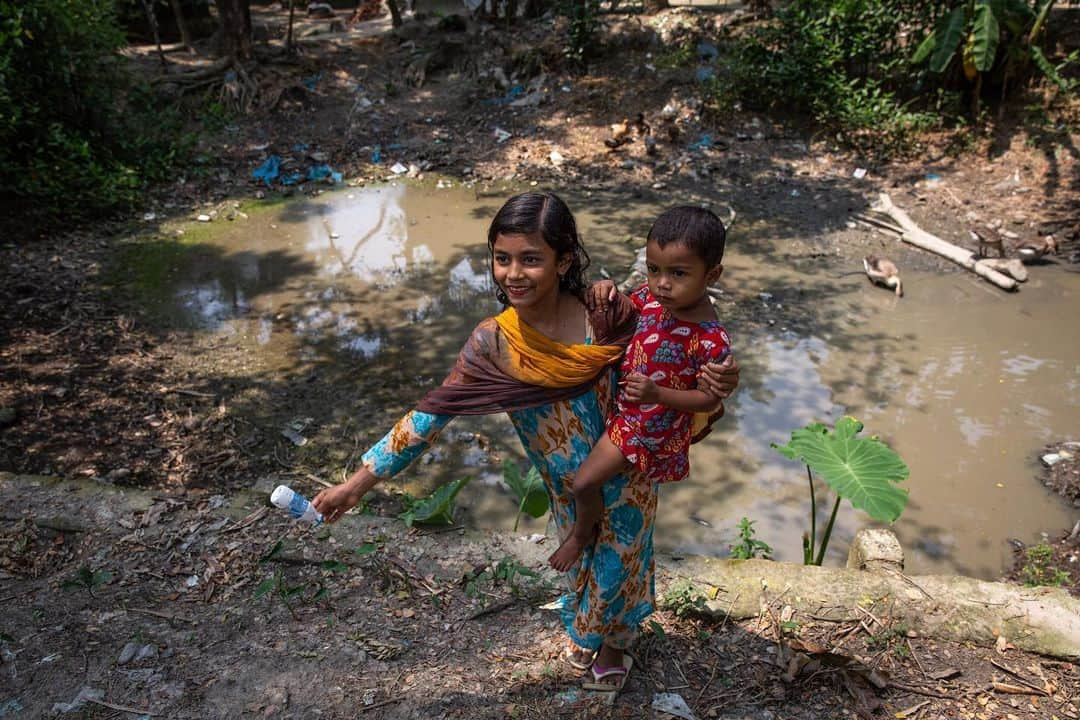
[494,308,624,388]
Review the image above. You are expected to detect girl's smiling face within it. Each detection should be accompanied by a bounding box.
[492,232,571,309]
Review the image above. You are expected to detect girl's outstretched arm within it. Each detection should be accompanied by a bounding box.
[313,467,376,523]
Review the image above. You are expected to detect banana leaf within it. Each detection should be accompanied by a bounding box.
[772,417,909,523]
[919,6,968,73]
[971,0,1001,72]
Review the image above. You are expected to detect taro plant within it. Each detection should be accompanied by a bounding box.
[398,475,473,527]
[772,417,909,566]
[501,459,549,531]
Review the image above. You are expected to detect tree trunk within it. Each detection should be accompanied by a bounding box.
[386,0,403,27]
[168,0,193,51]
[745,0,772,17]
[673,556,1080,660]
[218,0,253,60]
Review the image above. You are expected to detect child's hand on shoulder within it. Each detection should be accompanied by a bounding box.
[585,279,619,312]
[622,373,660,403]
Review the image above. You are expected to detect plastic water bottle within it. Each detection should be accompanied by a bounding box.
[270,485,323,525]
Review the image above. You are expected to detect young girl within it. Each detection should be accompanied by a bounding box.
[313,193,739,693]
[548,206,731,582]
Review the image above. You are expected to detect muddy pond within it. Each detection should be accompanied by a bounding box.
[136,181,1078,580]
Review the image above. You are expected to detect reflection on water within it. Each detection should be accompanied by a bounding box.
[679,270,1078,579]
[165,182,502,366]
[152,183,1079,581]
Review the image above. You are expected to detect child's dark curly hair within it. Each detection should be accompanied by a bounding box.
[647,205,726,268]
[486,192,591,305]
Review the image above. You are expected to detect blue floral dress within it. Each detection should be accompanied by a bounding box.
[362,365,656,651]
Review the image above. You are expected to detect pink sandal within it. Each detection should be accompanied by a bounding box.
[581,655,633,692]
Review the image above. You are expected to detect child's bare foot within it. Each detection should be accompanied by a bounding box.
[548,535,587,572]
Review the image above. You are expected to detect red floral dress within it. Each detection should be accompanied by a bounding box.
[607,285,731,484]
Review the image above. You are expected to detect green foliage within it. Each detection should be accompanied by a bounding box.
[661,578,710,618]
[558,0,601,72]
[60,565,113,595]
[720,0,940,158]
[254,538,340,617]
[502,459,548,531]
[772,416,910,566]
[729,517,773,560]
[1019,542,1070,587]
[463,555,544,599]
[0,0,190,229]
[398,475,473,527]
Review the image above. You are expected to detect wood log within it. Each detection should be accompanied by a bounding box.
[669,556,1080,660]
[872,193,1018,292]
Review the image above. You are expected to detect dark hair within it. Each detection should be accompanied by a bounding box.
[647,205,726,267]
[486,192,591,304]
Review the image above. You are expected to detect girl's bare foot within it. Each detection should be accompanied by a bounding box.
[548,534,586,571]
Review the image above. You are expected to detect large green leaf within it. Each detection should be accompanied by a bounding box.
[771,417,910,523]
[502,459,549,527]
[400,475,473,527]
[971,0,1001,72]
[927,6,969,73]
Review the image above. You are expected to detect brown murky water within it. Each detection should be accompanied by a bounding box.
[150,181,1078,579]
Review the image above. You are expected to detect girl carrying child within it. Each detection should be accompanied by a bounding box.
[313,193,739,693]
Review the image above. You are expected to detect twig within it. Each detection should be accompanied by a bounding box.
[898,573,934,600]
[87,698,158,716]
[906,639,926,676]
[161,387,217,399]
[222,506,269,533]
[894,700,931,719]
[465,598,517,621]
[358,697,402,713]
[889,681,950,699]
[989,659,1048,695]
[129,607,196,624]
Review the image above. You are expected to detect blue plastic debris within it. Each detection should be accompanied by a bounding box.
[281,172,304,186]
[293,142,310,153]
[307,164,342,183]
[695,67,715,83]
[252,155,282,185]
[689,134,713,150]
[371,145,382,164]
[0,698,25,718]
[696,41,719,61]
[925,173,941,183]
[488,84,525,106]
[302,72,322,91]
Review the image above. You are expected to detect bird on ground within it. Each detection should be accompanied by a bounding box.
[970,228,1004,258]
[604,113,650,150]
[863,255,903,297]
[1016,235,1059,262]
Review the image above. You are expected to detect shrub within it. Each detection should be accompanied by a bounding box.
[0,0,188,231]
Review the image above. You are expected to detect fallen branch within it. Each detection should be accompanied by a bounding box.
[870,193,1018,291]
[673,557,1080,660]
[87,698,158,716]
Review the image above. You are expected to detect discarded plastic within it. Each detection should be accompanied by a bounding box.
[925,173,941,183]
[252,155,282,185]
[271,485,324,524]
[493,127,512,143]
[696,41,719,61]
[307,164,342,183]
[652,692,696,720]
[390,162,408,175]
[853,167,867,179]
[695,67,714,83]
[688,134,713,150]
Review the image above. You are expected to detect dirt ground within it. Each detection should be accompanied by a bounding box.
[2,3,1080,718]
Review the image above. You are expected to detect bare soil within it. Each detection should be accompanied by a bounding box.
[2,4,1079,718]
